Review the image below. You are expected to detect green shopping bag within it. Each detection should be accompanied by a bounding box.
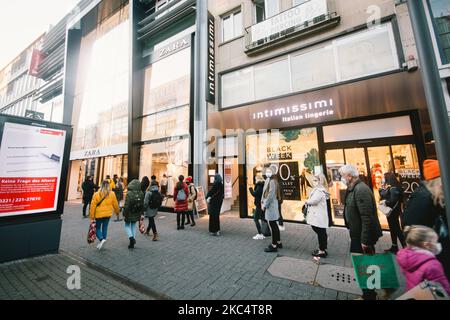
[351,253,399,289]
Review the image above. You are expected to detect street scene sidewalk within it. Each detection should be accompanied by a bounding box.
[54,202,404,300]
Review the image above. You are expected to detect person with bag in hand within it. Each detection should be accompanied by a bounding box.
[262,168,282,252]
[90,180,120,250]
[249,173,266,240]
[123,179,145,249]
[207,174,224,236]
[174,175,189,230]
[306,174,330,258]
[379,172,406,254]
[403,159,450,280]
[397,225,450,295]
[82,176,96,218]
[185,176,197,227]
[144,180,162,241]
[339,164,383,300]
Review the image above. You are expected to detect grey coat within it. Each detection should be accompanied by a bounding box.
[261,178,280,222]
[144,185,160,218]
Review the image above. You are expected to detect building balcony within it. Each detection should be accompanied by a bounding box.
[245,0,340,55]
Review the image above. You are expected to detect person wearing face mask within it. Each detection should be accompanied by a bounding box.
[339,164,383,300]
[306,174,331,258]
[403,160,449,280]
[397,225,450,295]
[261,168,282,252]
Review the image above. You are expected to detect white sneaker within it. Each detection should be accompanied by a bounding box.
[97,239,106,250]
[253,234,265,240]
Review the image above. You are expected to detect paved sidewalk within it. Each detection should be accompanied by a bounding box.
[0,253,155,300]
[58,202,403,300]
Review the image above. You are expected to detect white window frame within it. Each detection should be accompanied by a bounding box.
[253,0,280,24]
[221,8,243,43]
[423,0,450,69]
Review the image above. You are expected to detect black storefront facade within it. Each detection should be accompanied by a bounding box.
[209,69,433,230]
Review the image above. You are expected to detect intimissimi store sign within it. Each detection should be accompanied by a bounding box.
[252,98,335,124]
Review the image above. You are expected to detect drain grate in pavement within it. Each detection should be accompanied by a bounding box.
[315,265,361,295]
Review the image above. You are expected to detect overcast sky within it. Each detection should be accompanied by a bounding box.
[0,0,80,70]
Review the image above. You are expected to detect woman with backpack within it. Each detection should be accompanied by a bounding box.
[207,173,224,236]
[89,180,120,250]
[123,179,145,249]
[306,174,330,258]
[144,180,161,241]
[185,176,197,227]
[174,175,189,230]
[379,172,406,254]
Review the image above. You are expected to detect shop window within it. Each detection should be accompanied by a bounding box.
[254,58,291,100]
[335,24,399,81]
[139,138,190,208]
[221,22,400,109]
[291,45,337,92]
[222,10,243,43]
[427,0,450,65]
[246,128,320,222]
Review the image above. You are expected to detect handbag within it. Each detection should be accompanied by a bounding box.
[378,200,398,217]
[261,219,271,237]
[351,253,400,289]
[87,220,97,244]
[139,215,145,234]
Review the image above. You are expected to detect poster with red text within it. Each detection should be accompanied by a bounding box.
[0,122,66,217]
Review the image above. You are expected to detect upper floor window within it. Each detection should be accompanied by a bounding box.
[427,0,450,65]
[222,10,243,43]
[254,0,280,23]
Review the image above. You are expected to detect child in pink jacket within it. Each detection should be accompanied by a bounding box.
[397,225,450,294]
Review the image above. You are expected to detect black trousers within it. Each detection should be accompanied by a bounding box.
[146,217,157,234]
[253,208,262,234]
[278,203,284,226]
[209,214,220,233]
[185,210,195,224]
[176,212,186,228]
[350,238,377,300]
[387,211,406,247]
[312,226,328,251]
[269,220,281,246]
[82,201,90,217]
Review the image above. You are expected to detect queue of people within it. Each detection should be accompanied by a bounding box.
[82,158,449,299]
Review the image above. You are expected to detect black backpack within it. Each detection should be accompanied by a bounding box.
[149,191,163,209]
[129,193,144,214]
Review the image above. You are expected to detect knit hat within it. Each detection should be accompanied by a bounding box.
[423,159,440,181]
[185,176,193,183]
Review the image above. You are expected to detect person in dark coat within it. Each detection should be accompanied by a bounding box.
[249,174,265,239]
[339,164,383,300]
[174,175,189,230]
[81,176,96,218]
[403,159,449,281]
[207,174,224,236]
[379,172,406,253]
[123,179,145,249]
[141,176,150,193]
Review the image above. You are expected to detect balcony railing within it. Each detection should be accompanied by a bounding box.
[245,0,340,54]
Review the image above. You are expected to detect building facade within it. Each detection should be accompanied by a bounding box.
[0,35,46,119]
[63,0,203,206]
[207,0,436,229]
[423,0,450,121]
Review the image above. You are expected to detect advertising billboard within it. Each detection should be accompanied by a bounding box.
[0,122,67,217]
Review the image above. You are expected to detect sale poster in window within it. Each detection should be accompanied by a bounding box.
[0,122,66,217]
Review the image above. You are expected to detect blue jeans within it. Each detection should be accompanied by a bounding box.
[95,218,110,241]
[124,222,137,239]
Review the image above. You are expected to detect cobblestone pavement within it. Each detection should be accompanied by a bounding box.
[0,253,154,300]
[57,202,401,300]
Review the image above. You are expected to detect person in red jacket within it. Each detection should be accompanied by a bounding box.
[397,225,450,295]
[174,175,189,230]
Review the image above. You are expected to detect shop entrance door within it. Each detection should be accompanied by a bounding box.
[218,157,240,214]
[325,144,420,229]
